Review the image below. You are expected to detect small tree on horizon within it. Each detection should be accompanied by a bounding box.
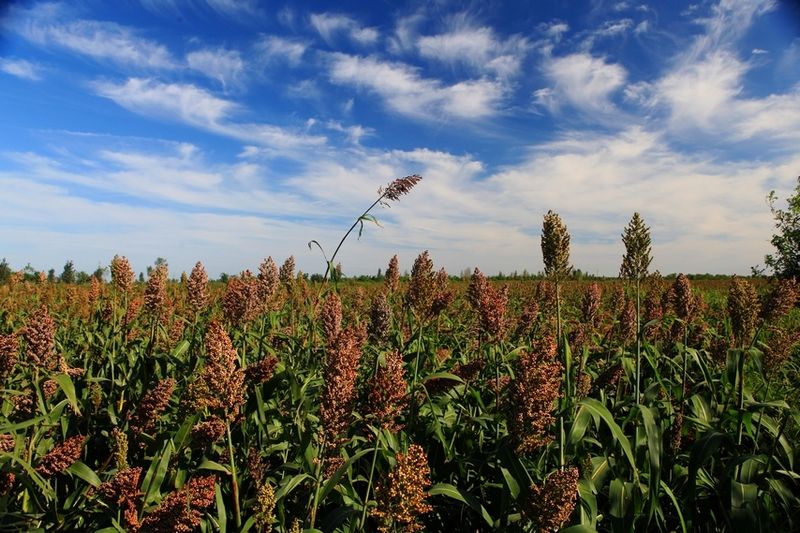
[764,177,800,279]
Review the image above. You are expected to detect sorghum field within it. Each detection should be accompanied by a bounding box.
[1,248,799,532]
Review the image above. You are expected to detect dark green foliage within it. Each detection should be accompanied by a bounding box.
[765,177,800,279]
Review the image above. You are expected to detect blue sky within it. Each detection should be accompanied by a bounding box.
[1,0,799,278]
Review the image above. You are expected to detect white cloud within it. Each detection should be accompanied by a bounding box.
[417,25,529,78]
[539,53,627,114]
[94,78,326,149]
[186,47,244,88]
[658,51,745,129]
[310,13,379,47]
[9,5,176,70]
[387,11,426,54]
[327,53,503,120]
[95,77,235,125]
[643,0,800,144]
[0,57,41,80]
[540,21,569,42]
[325,121,373,144]
[580,18,634,50]
[255,35,308,66]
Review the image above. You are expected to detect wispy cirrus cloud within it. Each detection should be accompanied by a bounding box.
[94,78,326,149]
[310,12,379,46]
[326,53,503,120]
[254,36,309,66]
[416,22,529,78]
[6,3,177,70]
[186,47,245,88]
[0,57,42,80]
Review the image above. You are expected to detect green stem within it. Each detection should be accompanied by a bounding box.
[226,422,242,528]
[360,441,380,529]
[635,277,641,405]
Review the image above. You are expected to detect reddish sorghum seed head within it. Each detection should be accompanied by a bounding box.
[42,379,58,399]
[222,271,260,326]
[430,268,455,317]
[515,301,540,338]
[88,276,102,306]
[671,274,695,321]
[257,256,279,303]
[508,337,562,454]
[467,268,488,311]
[140,475,216,533]
[144,265,168,317]
[191,416,227,448]
[581,283,602,326]
[0,333,19,382]
[618,299,637,341]
[186,261,209,314]
[762,278,798,322]
[245,356,279,385]
[36,435,85,477]
[111,255,135,294]
[385,255,400,293]
[523,467,579,532]
[406,251,435,319]
[184,321,245,420]
[97,467,143,506]
[365,350,408,432]
[368,292,392,343]
[0,471,15,495]
[379,174,422,202]
[370,444,432,533]
[279,256,295,285]
[728,276,760,345]
[763,327,800,375]
[24,304,56,369]
[11,389,36,421]
[129,378,175,444]
[0,434,14,453]
[479,284,509,339]
[592,363,625,394]
[319,291,343,343]
[320,326,365,445]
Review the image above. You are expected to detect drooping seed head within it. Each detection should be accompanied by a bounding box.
[379,174,422,202]
[36,435,85,477]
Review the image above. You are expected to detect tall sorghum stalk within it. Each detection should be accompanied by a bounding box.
[728,276,760,446]
[671,273,694,408]
[541,210,571,469]
[310,175,421,291]
[620,212,652,406]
